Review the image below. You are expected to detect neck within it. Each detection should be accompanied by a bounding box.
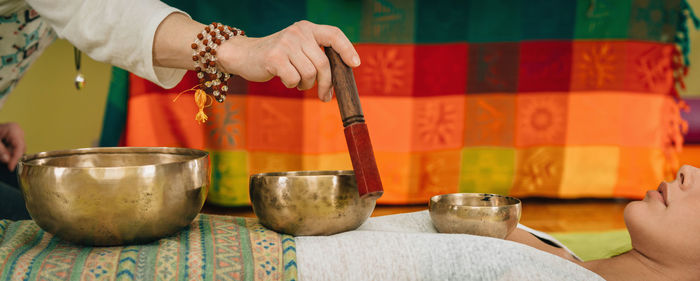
[582,249,694,281]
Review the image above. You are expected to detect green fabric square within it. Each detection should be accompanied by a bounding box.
[467,0,521,42]
[360,0,415,43]
[551,230,632,261]
[163,0,307,36]
[207,150,250,206]
[307,0,362,42]
[459,147,515,195]
[574,0,632,39]
[415,0,469,43]
[628,0,681,42]
[521,0,576,40]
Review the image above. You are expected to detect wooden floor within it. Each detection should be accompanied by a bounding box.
[202,198,630,233]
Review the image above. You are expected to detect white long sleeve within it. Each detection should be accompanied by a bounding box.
[25,0,187,88]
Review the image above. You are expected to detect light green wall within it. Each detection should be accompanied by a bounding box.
[0,39,111,154]
[685,0,700,96]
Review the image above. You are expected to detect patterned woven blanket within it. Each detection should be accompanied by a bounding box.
[0,215,297,281]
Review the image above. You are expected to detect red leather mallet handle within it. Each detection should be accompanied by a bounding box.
[325,47,384,199]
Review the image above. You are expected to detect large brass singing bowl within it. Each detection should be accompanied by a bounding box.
[249,170,377,236]
[18,147,210,246]
[429,193,521,239]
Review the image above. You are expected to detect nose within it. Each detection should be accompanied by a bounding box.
[676,165,700,191]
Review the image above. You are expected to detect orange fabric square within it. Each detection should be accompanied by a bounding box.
[566,92,665,147]
[362,97,412,152]
[464,94,516,146]
[248,152,302,175]
[125,94,205,149]
[615,147,665,199]
[570,41,628,91]
[353,44,415,96]
[246,96,303,153]
[511,147,565,197]
[301,99,348,154]
[205,95,246,150]
[560,146,620,198]
[407,149,461,202]
[374,151,411,204]
[411,95,465,151]
[515,94,569,147]
[301,153,352,171]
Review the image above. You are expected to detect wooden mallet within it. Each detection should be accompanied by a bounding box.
[325,47,384,199]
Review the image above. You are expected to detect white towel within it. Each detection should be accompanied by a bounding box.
[296,211,603,281]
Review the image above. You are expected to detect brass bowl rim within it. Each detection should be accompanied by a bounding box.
[19,146,209,169]
[429,193,522,208]
[250,170,354,178]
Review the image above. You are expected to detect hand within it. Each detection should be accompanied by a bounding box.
[217,20,361,102]
[0,123,25,171]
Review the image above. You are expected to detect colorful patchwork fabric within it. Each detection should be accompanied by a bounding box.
[0,215,297,281]
[100,0,695,204]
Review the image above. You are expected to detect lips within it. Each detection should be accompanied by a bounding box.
[656,182,669,207]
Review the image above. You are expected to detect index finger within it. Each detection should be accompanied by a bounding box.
[311,24,360,68]
[8,139,24,172]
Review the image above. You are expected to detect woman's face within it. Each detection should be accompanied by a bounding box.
[624,165,700,264]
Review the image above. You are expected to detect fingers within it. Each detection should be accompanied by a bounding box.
[308,22,360,67]
[267,62,301,89]
[289,50,317,91]
[7,133,24,172]
[302,44,332,102]
[0,142,10,168]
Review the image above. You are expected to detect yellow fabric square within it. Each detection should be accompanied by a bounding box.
[560,146,620,198]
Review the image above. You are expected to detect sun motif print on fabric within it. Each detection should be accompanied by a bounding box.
[580,43,616,88]
[416,101,460,147]
[637,45,673,94]
[364,48,406,94]
[207,101,241,148]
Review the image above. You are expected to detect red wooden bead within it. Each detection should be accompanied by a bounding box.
[223,34,229,40]
[192,55,198,61]
[208,61,216,67]
[203,39,208,45]
[205,26,210,32]
[197,33,204,40]
[205,46,211,52]
[214,39,221,45]
[232,30,238,36]
[195,66,201,72]
[199,51,206,57]
[210,31,216,37]
[211,49,217,55]
[191,43,198,49]
[218,26,224,31]
[241,30,245,36]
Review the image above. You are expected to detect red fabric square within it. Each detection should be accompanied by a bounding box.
[518,41,573,92]
[353,44,415,96]
[413,43,468,96]
[467,42,520,93]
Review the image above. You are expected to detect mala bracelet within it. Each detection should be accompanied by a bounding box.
[191,22,245,103]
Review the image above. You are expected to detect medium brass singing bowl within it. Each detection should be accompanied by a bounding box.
[249,170,377,236]
[18,147,210,246]
[429,193,521,239]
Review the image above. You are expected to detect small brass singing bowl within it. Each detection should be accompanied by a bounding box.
[249,170,377,236]
[429,193,521,239]
[18,147,210,246]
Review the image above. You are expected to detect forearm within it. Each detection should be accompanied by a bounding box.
[152,12,205,70]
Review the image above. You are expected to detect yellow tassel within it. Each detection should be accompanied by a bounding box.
[194,89,209,124]
[172,85,214,124]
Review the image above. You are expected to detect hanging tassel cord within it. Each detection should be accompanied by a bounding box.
[173,84,215,124]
